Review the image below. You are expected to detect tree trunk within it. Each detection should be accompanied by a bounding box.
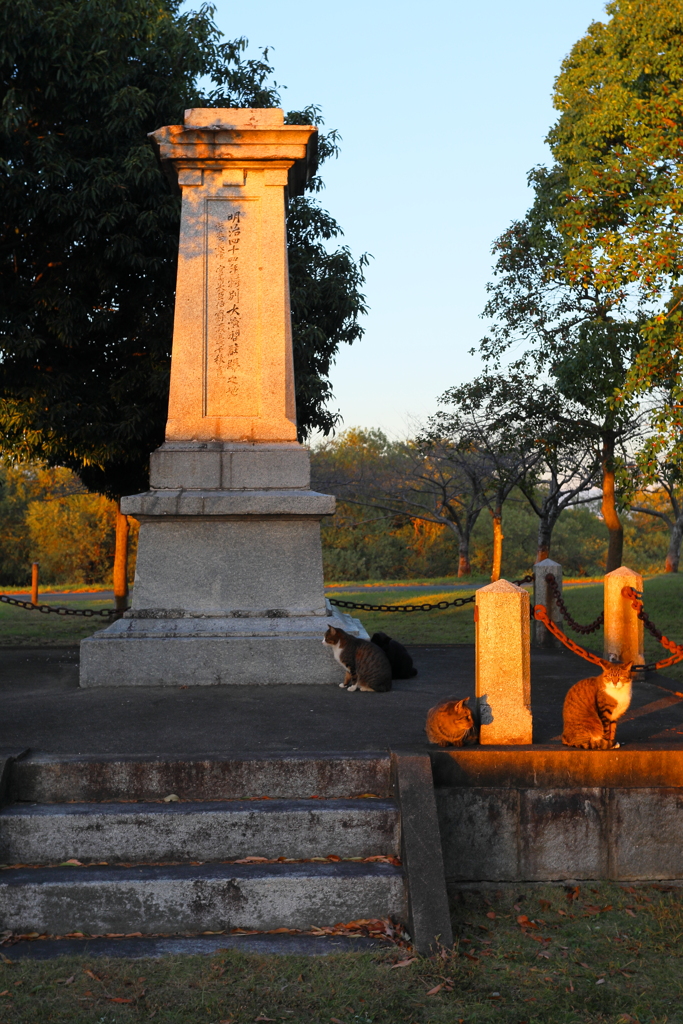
[666,515,683,573]
[113,503,130,613]
[490,512,504,582]
[601,440,623,573]
[458,535,471,577]
[536,514,553,563]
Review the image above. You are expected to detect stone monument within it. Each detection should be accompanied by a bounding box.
[80,108,365,687]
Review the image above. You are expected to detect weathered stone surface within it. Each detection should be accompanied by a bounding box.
[124,517,329,616]
[122,490,334,518]
[533,559,563,648]
[604,566,645,669]
[391,754,452,952]
[0,861,406,934]
[9,753,394,803]
[436,787,519,881]
[80,607,367,687]
[475,579,533,744]
[519,788,608,880]
[149,108,316,444]
[610,787,683,879]
[0,798,399,865]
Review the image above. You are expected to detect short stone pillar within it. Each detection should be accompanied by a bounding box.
[475,579,533,745]
[533,559,563,648]
[603,566,645,671]
[79,109,366,687]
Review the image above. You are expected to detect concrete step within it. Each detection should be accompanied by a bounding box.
[6,932,386,959]
[0,798,400,865]
[8,752,391,802]
[0,860,406,935]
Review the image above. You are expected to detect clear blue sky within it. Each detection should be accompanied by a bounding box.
[207,0,610,438]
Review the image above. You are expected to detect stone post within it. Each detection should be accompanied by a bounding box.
[79,109,366,688]
[532,559,563,648]
[475,579,533,745]
[603,565,645,671]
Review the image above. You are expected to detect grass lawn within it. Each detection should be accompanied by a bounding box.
[1,882,682,1022]
[0,597,114,645]
[327,574,683,682]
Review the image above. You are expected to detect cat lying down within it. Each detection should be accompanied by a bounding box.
[425,697,478,747]
[322,626,392,692]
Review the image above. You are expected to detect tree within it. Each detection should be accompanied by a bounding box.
[629,434,683,572]
[479,166,647,572]
[311,428,490,578]
[0,0,367,500]
[548,0,683,459]
[424,375,542,580]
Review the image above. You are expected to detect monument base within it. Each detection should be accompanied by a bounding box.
[79,604,367,688]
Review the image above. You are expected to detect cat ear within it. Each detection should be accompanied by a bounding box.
[624,661,633,672]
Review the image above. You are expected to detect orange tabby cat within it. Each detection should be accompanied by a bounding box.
[425,697,478,747]
[562,661,633,749]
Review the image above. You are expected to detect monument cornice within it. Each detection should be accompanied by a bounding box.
[149,121,318,197]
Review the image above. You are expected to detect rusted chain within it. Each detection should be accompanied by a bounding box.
[622,586,683,672]
[328,573,533,614]
[544,573,604,635]
[533,605,610,669]
[0,594,117,618]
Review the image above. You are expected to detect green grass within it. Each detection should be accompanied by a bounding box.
[1,882,682,1022]
[0,598,114,645]
[328,574,683,680]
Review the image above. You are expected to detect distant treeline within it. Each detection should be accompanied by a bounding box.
[0,461,138,587]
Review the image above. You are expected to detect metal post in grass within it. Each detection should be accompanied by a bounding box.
[533,558,563,649]
[31,562,39,606]
[604,565,645,672]
[113,506,130,614]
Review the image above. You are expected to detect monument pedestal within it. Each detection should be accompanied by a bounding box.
[80,109,365,688]
[81,444,366,686]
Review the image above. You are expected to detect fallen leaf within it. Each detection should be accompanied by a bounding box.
[580,962,591,969]
[83,990,93,996]
[517,915,538,929]
[596,978,605,985]
[108,997,134,1003]
[557,909,567,916]
[426,984,443,995]
[326,855,341,862]
[486,911,496,920]
[125,932,143,938]
[234,857,269,864]
[0,991,9,997]
[162,794,179,803]
[539,899,551,909]
[83,969,101,981]
[463,952,479,962]
[330,1019,346,1024]
[390,958,417,969]
[625,908,637,918]
[255,1017,276,1022]
[60,859,83,866]
[64,975,75,985]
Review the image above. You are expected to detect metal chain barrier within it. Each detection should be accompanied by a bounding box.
[0,594,117,619]
[533,605,609,669]
[621,586,683,673]
[544,573,604,635]
[328,574,533,614]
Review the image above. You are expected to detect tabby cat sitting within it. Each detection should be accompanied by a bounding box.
[562,661,633,749]
[322,626,392,692]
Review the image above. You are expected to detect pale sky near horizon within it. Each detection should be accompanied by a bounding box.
[207,0,610,440]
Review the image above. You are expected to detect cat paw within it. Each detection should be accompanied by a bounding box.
[347,684,359,692]
[338,682,347,688]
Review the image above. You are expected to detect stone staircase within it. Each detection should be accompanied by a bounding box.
[0,753,406,940]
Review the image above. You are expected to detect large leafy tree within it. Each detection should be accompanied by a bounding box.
[0,0,366,500]
[479,165,647,572]
[549,0,683,457]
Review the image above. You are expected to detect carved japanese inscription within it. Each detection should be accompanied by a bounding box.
[205,199,259,417]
